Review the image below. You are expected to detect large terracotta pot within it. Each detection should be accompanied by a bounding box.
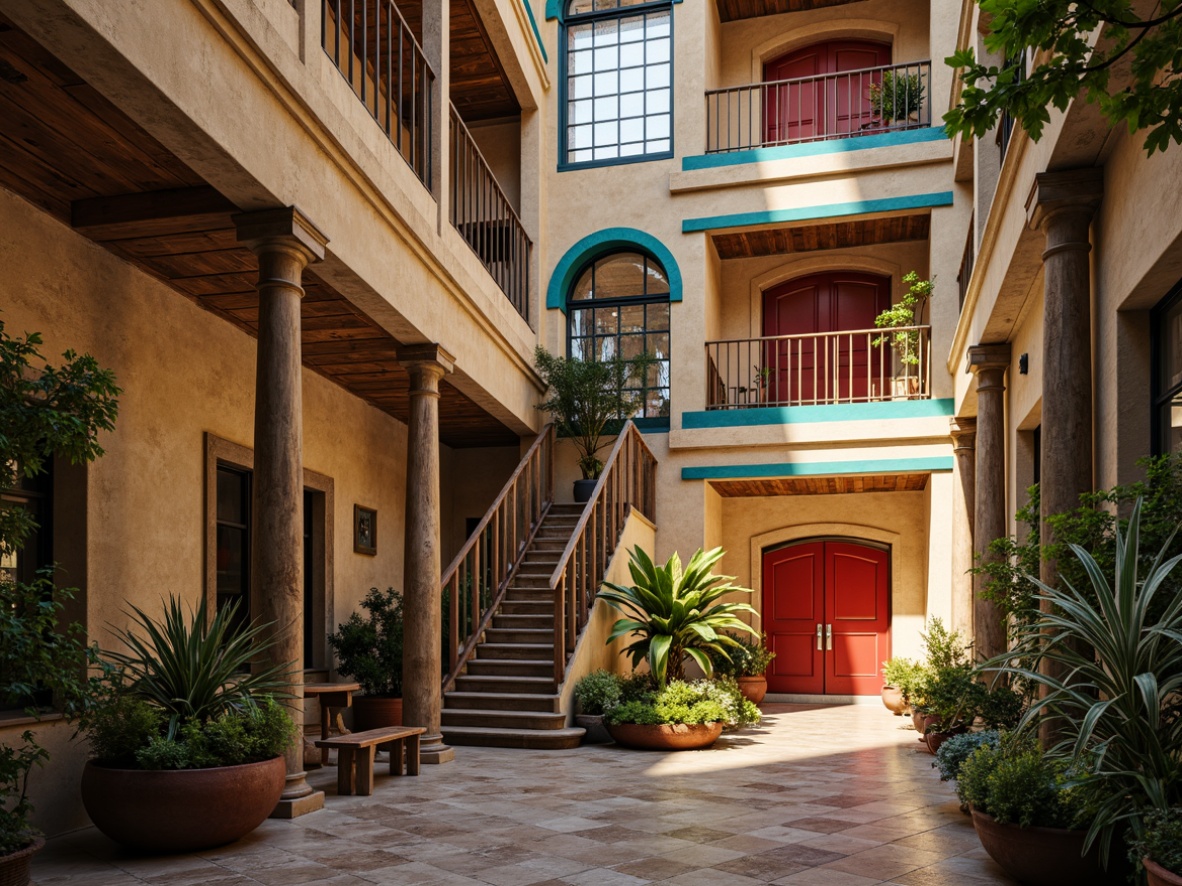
[607,721,723,751]
[737,676,767,705]
[352,695,403,732]
[81,757,285,853]
[1146,858,1182,886]
[880,685,906,715]
[0,836,43,886]
[971,809,1125,886]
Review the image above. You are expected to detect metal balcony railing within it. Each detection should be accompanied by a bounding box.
[705,326,932,410]
[705,60,932,154]
[322,0,434,188]
[449,105,531,322]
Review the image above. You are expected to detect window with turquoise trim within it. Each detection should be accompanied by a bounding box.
[568,251,670,417]
[564,0,672,166]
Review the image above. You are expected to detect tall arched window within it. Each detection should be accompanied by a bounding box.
[568,251,671,417]
[562,0,673,167]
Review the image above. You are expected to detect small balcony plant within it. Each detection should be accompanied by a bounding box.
[870,70,926,125]
[873,271,934,397]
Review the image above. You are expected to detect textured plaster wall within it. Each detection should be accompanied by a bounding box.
[440,444,523,564]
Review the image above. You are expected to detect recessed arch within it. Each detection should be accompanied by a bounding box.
[749,19,900,83]
[547,227,683,312]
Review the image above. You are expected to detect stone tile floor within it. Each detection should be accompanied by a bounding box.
[33,704,1017,886]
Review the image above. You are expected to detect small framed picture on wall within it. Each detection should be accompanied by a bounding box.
[353,505,377,556]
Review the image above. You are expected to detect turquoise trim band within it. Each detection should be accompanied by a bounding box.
[523,0,548,64]
[682,191,955,234]
[632,417,670,433]
[547,0,681,19]
[682,399,954,429]
[682,127,948,171]
[546,227,683,313]
[682,457,954,480]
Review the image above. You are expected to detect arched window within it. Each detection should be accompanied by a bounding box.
[562,0,673,167]
[568,251,671,417]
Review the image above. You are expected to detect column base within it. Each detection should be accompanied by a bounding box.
[420,741,455,764]
[269,790,325,819]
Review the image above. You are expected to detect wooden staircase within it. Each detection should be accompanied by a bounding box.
[441,504,586,749]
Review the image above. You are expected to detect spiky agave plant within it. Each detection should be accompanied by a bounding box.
[599,547,759,686]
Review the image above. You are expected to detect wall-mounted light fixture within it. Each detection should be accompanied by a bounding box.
[1019,353,1029,375]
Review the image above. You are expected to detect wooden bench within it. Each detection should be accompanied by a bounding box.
[315,726,425,797]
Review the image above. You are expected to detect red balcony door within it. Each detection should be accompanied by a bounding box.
[763,40,890,143]
[762,272,890,405]
[764,540,891,696]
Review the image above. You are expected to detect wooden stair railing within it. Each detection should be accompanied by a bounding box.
[441,424,555,692]
[548,422,658,683]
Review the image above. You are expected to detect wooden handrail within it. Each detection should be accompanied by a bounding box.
[441,424,555,692]
[548,421,658,683]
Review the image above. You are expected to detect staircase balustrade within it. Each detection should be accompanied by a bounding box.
[548,422,658,683]
[441,424,554,692]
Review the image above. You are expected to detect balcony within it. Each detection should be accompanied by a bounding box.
[704,61,932,155]
[705,326,932,410]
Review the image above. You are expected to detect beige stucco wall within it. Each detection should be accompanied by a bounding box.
[440,444,523,563]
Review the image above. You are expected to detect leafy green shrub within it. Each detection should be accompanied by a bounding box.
[573,670,622,716]
[707,633,775,677]
[881,656,921,690]
[1131,808,1182,875]
[934,730,999,782]
[956,733,1086,829]
[620,672,657,702]
[606,700,662,726]
[85,695,163,767]
[131,699,296,770]
[869,71,926,123]
[328,587,404,697]
[604,679,759,728]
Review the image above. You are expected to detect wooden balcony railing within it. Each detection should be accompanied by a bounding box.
[705,326,932,409]
[449,104,531,322]
[549,422,657,684]
[322,0,434,187]
[442,424,554,692]
[705,60,932,154]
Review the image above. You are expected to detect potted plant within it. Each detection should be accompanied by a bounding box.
[0,322,118,884]
[933,729,1000,786]
[599,547,758,686]
[328,587,405,731]
[907,617,967,735]
[707,633,775,703]
[880,656,921,714]
[1134,808,1182,886]
[603,677,760,751]
[572,670,621,744]
[533,346,653,502]
[872,272,934,398]
[869,70,926,126]
[79,597,295,853]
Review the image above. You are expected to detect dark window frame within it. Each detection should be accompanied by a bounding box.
[1151,279,1182,455]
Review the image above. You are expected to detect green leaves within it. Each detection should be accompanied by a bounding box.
[328,587,404,696]
[599,546,758,686]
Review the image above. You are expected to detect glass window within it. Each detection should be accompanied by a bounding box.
[215,466,251,635]
[564,0,672,166]
[567,251,671,417]
[1154,286,1182,454]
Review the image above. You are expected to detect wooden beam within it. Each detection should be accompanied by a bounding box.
[71,186,236,240]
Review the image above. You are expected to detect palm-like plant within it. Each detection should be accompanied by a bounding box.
[600,547,759,686]
[104,597,292,736]
[983,499,1182,860]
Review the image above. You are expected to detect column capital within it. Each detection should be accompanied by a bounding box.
[234,206,328,262]
[950,416,977,448]
[398,343,456,376]
[1026,168,1103,232]
[966,343,1011,375]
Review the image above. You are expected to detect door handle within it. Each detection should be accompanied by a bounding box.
[826,623,833,651]
[816,624,823,651]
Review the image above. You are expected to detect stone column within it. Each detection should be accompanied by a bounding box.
[399,343,456,764]
[949,417,977,640]
[968,344,1011,661]
[235,207,328,818]
[1026,169,1103,591]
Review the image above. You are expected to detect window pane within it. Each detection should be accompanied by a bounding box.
[569,0,594,13]
[570,49,593,75]
[570,74,593,99]
[646,264,670,296]
[620,118,644,144]
[216,468,245,523]
[647,37,670,63]
[216,524,247,596]
[593,70,618,95]
[620,42,644,68]
[594,46,618,70]
[646,332,671,359]
[646,63,669,88]
[569,22,594,48]
[594,19,620,46]
[571,99,594,124]
[646,88,670,115]
[620,92,644,118]
[595,253,646,299]
[619,303,646,334]
[594,95,619,120]
[618,14,645,41]
[1160,299,1182,393]
[646,9,670,37]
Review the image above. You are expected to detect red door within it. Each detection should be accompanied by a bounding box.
[763,40,890,143]
[761,272,891,405]
[764,540,890,695]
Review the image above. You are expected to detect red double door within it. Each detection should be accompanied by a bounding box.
[763,40,891,143]
[762,272,890,405]
[763,540,890,695]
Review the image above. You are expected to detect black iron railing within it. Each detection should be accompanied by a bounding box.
[958,217,975,311]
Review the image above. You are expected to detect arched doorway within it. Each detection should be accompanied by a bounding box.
[761,271,891,404]
[762,538,891,695]
[763,40,891,143]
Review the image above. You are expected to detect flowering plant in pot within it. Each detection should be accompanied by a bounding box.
[328,587,404,730]
[603,677,759,750]
[80,597,297,853]
[880,656,923,715]
[706,633,775,704]
[1131,808,1182,886]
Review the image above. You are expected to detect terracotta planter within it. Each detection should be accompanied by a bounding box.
[607,721,723,750]
[81,756,285,853]
[575,713,612,744]
[880,684,906,715]
[0,836,43,886]
[1146,858,1182,886]
[971,809,1125,886]
[352,695,403,732]
[737,675,767,705]
[924,725,967,755]
[910,708,925,733]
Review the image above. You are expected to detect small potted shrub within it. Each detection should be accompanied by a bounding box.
[933,729,999,786]
[80,597,296,853]
[604,678,760,751]
[572,670,621,744]
[1134,808,1182,886]
[880,656,920,715]
[328,587,404,730]
[707,633,775,704]
[869,70,926,125]
[908,618,968,736]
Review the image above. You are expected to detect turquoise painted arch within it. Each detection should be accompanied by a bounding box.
[546,227,683,312]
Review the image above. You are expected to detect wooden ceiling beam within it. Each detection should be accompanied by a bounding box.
[70,186,236,241]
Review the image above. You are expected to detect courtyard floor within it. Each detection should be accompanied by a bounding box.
[33,704,1015,886]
